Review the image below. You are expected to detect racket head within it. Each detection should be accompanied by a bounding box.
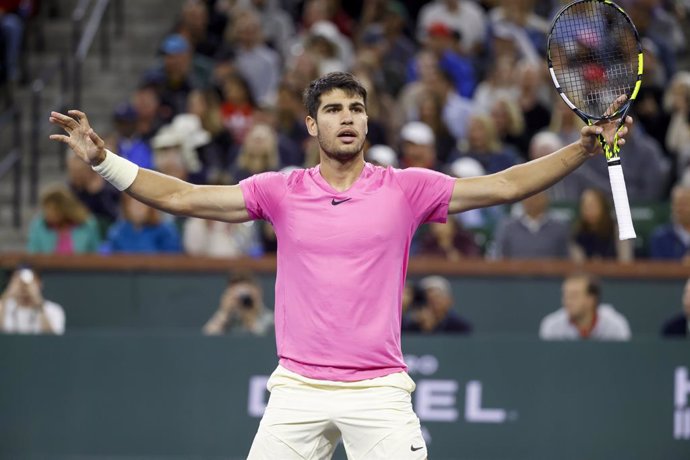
[547,0,643,124]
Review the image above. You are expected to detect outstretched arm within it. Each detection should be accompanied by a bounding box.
[449,117,632,214]
[50,110,251,223]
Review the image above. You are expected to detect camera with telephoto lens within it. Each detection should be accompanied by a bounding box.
[238,292,254,310]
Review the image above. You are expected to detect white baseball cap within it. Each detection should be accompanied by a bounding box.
[366,145,398,167]
[400,121,435,146]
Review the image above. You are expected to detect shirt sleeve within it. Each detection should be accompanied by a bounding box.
[239,172,288,223]
[392,167,456,226]
[44,301,65,335]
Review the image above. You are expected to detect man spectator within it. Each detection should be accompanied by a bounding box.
[142,33,212,117]
[203,273,274,336]
[416,0,487,57]
[0,266,65,335]
[223,8,281,106]
[403,275,472,334]
[539,273,631,341]
[67,151,120,237]
[649,185,690,261]
[661,278,690,338]
[399,121,437,169]
[489,190,571,259]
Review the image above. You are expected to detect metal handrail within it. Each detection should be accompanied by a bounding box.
[27,0,124,205]
[0,107,23,228]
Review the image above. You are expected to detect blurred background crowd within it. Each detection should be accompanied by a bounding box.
[1,0,690,339]
[5,0,688,263]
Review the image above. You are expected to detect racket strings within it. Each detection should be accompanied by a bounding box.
[549,1,638,118]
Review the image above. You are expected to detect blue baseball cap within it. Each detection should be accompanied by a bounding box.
[160,34,190,55]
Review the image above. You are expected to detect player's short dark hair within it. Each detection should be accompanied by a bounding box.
[303,72,367,119]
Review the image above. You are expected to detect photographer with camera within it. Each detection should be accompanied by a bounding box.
[203,273,274,336]
[402,276,472,334]
[0,266,66,335]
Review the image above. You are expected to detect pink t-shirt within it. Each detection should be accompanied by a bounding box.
[240,163,455,381]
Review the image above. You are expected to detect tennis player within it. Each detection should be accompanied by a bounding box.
[49,72,631,460]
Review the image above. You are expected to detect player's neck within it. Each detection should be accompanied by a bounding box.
[319,155,366,192]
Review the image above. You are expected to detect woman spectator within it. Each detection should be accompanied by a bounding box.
[490,97,526,159]
[187,88,235,184]
[417,88,456,164]
[220,73,256,144]
[104,194,182,254]
[570,188,633,263]
[27,184,100,254]
[183,218,262,258]
[454,114,521,175]
[231,124,281,182]
[663,71,690,181]
[415,219,481,261]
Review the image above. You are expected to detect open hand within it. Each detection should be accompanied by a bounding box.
[49,110,107,166]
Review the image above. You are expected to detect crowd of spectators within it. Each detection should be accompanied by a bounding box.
[24,0,690,263]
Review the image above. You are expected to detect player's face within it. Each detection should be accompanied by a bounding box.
[306,89,368,163]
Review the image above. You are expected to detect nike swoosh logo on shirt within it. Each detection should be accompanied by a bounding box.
[331,198,352,206]
[410,445,424,452]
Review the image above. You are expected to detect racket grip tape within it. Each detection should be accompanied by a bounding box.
[607,163,636,240]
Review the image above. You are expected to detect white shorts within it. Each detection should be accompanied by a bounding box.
[247,365,427,460]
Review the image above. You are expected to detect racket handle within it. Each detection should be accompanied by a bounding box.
[607,163,636,240]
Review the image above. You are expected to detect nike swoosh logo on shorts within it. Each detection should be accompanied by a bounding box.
[331,198,352,205]
[410,445,424,452]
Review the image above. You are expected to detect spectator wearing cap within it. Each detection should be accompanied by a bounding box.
[142,33,212,117]
[414,21,476,98]
[399,121,437,170]
[366,144,398,168]
[448,157,503,234]
[109,102,154,170]
[402,276,473,334]
[151,113,210,184]
[303,20,355,75]
[417,0,488,57]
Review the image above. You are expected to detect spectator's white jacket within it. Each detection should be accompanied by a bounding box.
[539,304,631,341]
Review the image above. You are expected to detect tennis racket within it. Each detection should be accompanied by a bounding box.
[547,0,642,240]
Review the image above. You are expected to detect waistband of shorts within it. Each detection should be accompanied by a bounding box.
[267,365,416,393]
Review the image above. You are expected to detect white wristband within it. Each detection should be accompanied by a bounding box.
[91,150,139,191]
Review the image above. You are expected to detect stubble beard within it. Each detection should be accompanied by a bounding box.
[318,132,365,164]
